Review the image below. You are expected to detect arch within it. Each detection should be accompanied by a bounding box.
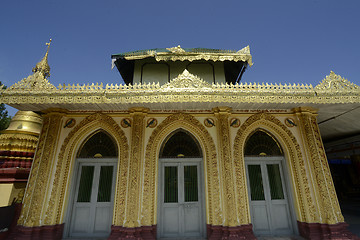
[244,129,283,156]
[141,113,222,226]
[233,113,317,224]
[78,130,118,158]
[160,129,202,158]
[44,113,129,226]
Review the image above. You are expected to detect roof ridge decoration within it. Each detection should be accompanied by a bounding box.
[115,45,253,66]
[315,71,359,91]
[166,45,186,53]
[6,39,56,91]
[161,69,212,89]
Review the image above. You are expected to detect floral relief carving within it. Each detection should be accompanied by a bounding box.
[297,112,344,224]
[233,112,317,223]
[18,113,63,227]
[124,109,147,228]
[142,113,222,226]
[42,112,128,225]
[213,107,238,226]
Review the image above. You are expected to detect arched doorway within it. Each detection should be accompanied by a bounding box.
[244,129,294,236]
[66,131,118,238]
[158,130,206,239]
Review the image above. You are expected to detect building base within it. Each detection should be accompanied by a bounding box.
[207,224,256,240]
[6,224,64,240]
[298,221,359,240]
[108,225,157,240]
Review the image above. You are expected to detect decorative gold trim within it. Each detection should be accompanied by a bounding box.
[315,71,359,91]
[123,108,147,228]
[142,113,222,226]
[41,112,129,226]
[18,112,63,227]
[294,108,344,224]
[233,112,317,223]
[213,107,238,226]
[161,69,212,89]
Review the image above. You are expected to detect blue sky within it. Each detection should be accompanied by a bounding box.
[1,0,359,116]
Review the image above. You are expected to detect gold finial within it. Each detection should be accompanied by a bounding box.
[32,39,52,79]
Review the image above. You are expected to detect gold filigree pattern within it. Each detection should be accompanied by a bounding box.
[166,45,186,53]
[18,112,63,227]
[142,113,222,226]
[295,109,344,224]
[213,107,238,226]
[124,108,148,228]
[42,112,129,225]
[315,71,359,91]
[233,112,317,224]
[161,69,211,89]
[120,46,253,65]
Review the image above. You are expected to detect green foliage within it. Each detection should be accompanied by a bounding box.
[0,82,11,131]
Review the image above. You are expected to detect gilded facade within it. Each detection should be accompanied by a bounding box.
[0,42,359,239]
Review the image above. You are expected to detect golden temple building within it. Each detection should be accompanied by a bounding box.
[0,42,359,240]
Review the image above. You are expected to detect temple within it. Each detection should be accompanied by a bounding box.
[0,41,359,240]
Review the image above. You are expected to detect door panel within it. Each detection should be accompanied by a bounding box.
[159,159,204,239]
[246,159,293,236]
[70,161,116,238]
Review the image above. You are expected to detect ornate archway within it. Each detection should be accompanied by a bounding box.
[233,112,317,225]
[43,113,129,227]
[141,113,222,228]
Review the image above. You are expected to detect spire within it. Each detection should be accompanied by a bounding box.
[32,39,52,78]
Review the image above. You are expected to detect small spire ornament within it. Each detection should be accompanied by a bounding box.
[32,39,52,78]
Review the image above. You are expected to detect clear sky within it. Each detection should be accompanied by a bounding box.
[1,0,359,116]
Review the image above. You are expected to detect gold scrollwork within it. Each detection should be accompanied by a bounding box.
[233,112,317,224]
[142,113,222,226]
[42,112,129,226]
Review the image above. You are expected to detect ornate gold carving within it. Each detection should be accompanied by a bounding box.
[2,71,360,107]
[213,107,238,226]
[41,112,128,226]
[161,69,211,89]
[121,46,253,65]
[32,39,52,79]
[233,112,317,224]
[236,45,250,55]
[315,71,359,91]
[166,45,186,53]
[142,113,222,226]
[124,108,148,228]
[18,112,63,227]
[295,109,344,224]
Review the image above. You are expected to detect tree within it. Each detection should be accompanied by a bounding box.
[0,82,11,131]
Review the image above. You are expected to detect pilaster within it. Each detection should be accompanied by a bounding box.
[294,107,343,225]
[124,107,149,229]
[17,110,65,228]
[213,107,238,228]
